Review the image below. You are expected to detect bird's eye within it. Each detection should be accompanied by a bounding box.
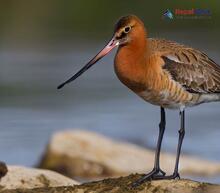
[124,26,131,33]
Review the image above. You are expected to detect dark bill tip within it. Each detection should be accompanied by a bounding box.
[57,83,65,89]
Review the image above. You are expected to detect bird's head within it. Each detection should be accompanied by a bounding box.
[57,15,146,89]
[113,15,146,47]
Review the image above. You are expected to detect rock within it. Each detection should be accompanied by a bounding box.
[0,162,8,179]
[0,165,78,190]
[39,130,220,180]
[0,174,220,193]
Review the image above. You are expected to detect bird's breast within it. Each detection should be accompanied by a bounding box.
[114,60,147,93]
[114,48,195,109]
[115,61,194,109]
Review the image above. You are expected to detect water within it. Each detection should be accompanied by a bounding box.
[0,38,220,183]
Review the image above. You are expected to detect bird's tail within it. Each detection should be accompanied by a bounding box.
[198,94,220,104]
[213,94,220,102]
[218,94,220,101]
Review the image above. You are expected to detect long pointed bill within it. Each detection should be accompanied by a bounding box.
[57,36,119,89]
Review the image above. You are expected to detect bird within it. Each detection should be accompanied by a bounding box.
[57,15,220,186]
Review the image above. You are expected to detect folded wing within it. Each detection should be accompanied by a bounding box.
[149,38,220,94]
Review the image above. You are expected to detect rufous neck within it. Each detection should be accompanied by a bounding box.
[117,34,147,64]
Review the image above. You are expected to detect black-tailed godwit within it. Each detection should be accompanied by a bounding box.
[57,15,220,186]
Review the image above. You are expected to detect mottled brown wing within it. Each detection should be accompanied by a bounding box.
[161,53,220,94]
[148,38,220,93]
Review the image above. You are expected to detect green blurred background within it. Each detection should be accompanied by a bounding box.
[0,0,219,46]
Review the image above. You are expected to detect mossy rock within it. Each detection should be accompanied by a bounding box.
[1,174,220,193]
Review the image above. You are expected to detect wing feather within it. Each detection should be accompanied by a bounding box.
[148,38,220,94]
[161,55,220,94]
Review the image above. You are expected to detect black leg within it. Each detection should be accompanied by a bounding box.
[132,107,166,187]
[172,110,185,177]
[132,109,186,187]
[154,109,185,180]
[154,107,166,172]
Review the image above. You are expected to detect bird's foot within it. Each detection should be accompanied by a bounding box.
[153,172,180,180]
[131,168,166,188]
